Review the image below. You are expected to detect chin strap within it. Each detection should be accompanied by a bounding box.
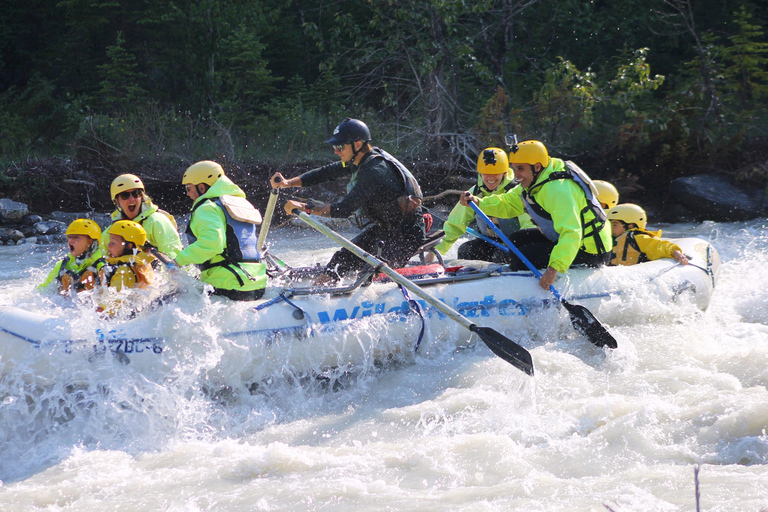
[350,141,369,163]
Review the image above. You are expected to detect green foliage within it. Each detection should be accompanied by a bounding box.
[96,32,149,114]
[0,74,85,160]
[607,48,666,114]
[216,25,279,129]
[720,6,768,107]
[473,87,509,150]
[534,58,597,145]
[0,0,767,184]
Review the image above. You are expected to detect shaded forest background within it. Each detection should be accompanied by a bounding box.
[1,0,767,215]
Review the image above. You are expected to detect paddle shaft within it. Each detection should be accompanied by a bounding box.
[468,200,617,349]
[468,201,564,300]
[423,206,510,255]
[257,187,279,252]
[293,210,534,375]
[295,212,479,330]
[145,245,172,266]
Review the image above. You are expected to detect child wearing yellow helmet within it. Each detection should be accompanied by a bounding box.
[607,203,688,266]
[38,219,106,295]
[98,220,156,292]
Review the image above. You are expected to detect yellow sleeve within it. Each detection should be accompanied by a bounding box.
[38,260,64,291]
[635,233,682,261]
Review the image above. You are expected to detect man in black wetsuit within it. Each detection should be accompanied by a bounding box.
[271,118,426,281]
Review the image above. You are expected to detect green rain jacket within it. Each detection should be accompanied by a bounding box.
[38,244,105,292]
[476,158,613,273]
[101,199,183,259]
[175,176,267,292]
[435,173,534,255]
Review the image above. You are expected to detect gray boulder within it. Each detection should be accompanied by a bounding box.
[50,211,111,230]
[0,198,30,221]
[0,228,25,243]
[34,220,67,235]
[23,214,44,225]
[37,234,68,244]
[668,174,766,221]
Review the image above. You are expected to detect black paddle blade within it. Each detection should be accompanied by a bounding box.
[470,325,534,376]
[561,300,618,349]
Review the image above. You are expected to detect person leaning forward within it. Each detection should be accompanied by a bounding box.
[173,161,268,301]
[461,140,613,290]
[271,118,427,282]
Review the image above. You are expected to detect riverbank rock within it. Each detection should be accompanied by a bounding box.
[0,199,112,246]
[0,228,25,244]
[668,174,766,222]
[0,198,30,221]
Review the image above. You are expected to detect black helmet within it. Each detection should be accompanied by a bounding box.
[325,118,371,145]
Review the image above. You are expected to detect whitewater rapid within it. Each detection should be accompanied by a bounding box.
[1,219,767,511]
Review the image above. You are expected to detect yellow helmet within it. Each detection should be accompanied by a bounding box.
[477,148,510,175]
[182,161,225,186]
[107,220,148,247]
[65,218,102,240]
[607,203,647,231]
[110,174,145,200]
[508,140,550,167]
[594,180,619,209]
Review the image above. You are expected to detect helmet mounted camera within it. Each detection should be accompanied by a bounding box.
[482,149,497,165]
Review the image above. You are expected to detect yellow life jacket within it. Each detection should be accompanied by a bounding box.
[611,229,655,266]
[99,252,155,291]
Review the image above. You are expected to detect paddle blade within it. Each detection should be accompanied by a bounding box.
[470,325,534,376]
[561,300,618,349]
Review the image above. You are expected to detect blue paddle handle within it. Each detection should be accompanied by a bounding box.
[468,200,565,302]
[464,226,510,253]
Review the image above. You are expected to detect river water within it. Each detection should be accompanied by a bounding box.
[0,219,767,511]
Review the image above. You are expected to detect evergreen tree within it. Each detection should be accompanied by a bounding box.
[720,6,768,108]
[96,32,148,114]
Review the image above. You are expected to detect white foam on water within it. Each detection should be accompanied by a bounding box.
[1,220,768,510]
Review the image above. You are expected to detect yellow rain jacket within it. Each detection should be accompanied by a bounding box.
[38,243,105,295]
[175,176,267,293]
[611,228,683,266]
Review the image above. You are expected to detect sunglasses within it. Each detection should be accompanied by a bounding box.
[117,190,143,200]
[332,144,348,152]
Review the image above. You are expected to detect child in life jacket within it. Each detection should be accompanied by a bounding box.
[38,219,105,295]
[607,203,688,266]
[99,220,155,291]
[97,220,156,316]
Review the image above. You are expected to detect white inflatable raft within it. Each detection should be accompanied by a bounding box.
[0,237,720,382]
